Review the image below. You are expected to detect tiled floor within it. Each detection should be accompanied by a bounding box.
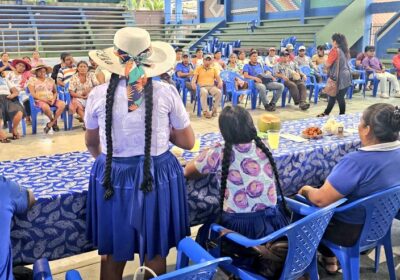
[3,89,400,279]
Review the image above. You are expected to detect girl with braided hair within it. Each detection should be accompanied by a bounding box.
[84,27,195,279]
[185,106,289,267]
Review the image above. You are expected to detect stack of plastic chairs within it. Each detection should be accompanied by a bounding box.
[208,197,347,280]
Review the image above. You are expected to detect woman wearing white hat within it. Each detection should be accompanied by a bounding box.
[85,27,195,279]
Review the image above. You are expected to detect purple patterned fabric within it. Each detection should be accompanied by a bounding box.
[194,141,277,213]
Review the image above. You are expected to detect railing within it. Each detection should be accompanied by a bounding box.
[0,27,39,54]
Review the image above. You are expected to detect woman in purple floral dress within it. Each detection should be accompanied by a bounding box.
[185,106,289,262]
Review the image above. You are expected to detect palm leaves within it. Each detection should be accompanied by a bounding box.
[126,0,164,10]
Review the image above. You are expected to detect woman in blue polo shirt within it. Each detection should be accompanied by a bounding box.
[298,103,400,274]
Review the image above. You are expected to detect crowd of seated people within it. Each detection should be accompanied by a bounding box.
[172,40,400,118]
[0,51,103,139]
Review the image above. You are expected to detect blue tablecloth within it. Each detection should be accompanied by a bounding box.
[0,113,361,264]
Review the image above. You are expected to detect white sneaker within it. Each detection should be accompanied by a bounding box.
[380,93,389,99]
[394,91,400,98]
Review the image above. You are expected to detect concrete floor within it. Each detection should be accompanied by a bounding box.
[2,89,400,279]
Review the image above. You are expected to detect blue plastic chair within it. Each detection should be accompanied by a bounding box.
[36,238,231,280]
[348,61,366,98]
[321,185,400,280]
[365,69,394,97]
[220,71,254,108]
[154,237,231,279]
[193,85,213,117]
[208,198,347,280]
[33,258,53,280]
[175,77,190,106]
[58,82,74,130]
[28,88,67,134]
[299,66,317,103]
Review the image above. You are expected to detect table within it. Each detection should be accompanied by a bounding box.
[1,113,362,264]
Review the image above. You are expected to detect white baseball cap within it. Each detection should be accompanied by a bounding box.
[298,46,306,51]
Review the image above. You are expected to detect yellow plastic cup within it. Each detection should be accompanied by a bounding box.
[267,129,280,150]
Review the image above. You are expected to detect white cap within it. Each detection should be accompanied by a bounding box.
[299,46,306,51]
[286,43,294,50]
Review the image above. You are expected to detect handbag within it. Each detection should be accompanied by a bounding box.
[257,73,274,84]
[207,228,288,279]
[323,48,340,97]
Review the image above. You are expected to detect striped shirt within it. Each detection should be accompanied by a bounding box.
[57,66,77,84]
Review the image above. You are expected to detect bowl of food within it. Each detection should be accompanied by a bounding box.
[302,127,323,139]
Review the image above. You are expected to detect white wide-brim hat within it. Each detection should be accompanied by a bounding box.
[89,27,176,78]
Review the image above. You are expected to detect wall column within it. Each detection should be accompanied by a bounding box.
[363,0,373,49]
[258,0,265,24]
[300,0,310,24]
[224,0,232,22]
[164,0,172,24]
[176,0,183,23]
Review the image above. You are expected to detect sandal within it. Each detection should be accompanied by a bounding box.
[44,123,52,134]
[203,111,212,119]
[0,138,11,143]
[318,255,339,275]
[316,113,327,118]
[212,109,218,117]
[52,123,60,132]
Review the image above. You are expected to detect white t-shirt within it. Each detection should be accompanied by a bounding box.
[85,79,190,157]
[0,77,14,96]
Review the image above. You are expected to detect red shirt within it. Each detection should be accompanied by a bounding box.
[326,48,338,65]
[393,54,400,78]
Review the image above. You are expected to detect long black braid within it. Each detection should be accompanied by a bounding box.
[218,142,233,222]
[140,77,154,192]
[217,106,290,219]
[253,136,290,216]
[103,73,120,200]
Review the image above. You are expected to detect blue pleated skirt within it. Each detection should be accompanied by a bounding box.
[86,151,190,264]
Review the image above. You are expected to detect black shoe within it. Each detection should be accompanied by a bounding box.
[269,102,276,111]
[264,103,274,112]
[52,123,60,132]
[299,102,310,111]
